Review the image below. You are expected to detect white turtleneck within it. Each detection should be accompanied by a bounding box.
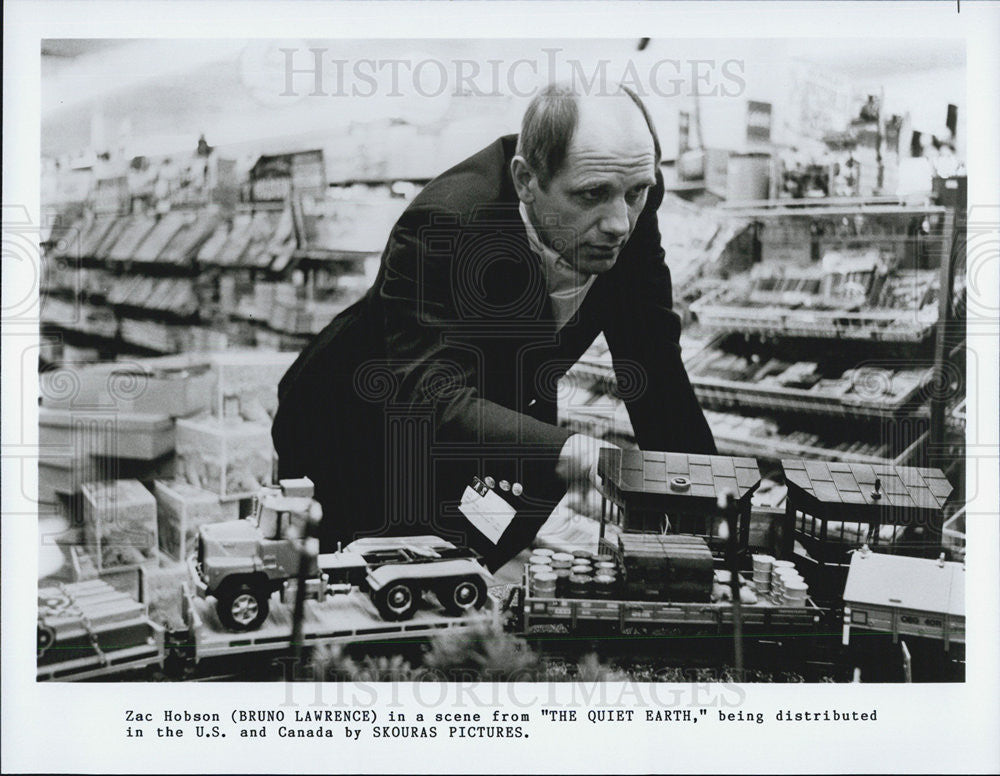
[519,201,597,331]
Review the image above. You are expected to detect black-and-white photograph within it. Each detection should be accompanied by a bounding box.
[33,35,971,683]
[3,3,999,773]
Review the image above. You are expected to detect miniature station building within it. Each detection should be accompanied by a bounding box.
[781,460,955,584]
[596,449,761,548]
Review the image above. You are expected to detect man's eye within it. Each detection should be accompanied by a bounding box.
[626,186,650,205]
[579,188,604,202]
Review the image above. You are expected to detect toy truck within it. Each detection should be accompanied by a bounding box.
[190,478,492,631]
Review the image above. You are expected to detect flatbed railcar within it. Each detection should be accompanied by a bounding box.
[506,569,829,635]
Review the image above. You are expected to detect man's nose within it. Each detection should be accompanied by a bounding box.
[598,198,630,240]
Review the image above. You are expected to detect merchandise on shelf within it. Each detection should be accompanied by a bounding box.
[158,209,223,263]
[296,193,409,254]
[687,338,931,419]
[153,479,239,561]
[131,211,191,262]
[175,415,274,498]
[703,409,896,464]
[209,350,298,421]
[76,214,123,258]
[38,454,88,505]
[195,221,232,263]
[81,478,159,571]
[212,212,255,265]
[39,406,176,460]
[40,354,213,417]
[107,214,159,261]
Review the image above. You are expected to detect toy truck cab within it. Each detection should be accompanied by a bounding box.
[193,477,322,631]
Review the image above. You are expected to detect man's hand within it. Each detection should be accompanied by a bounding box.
[555,433,617,519]
[534,433,621,553]
[533,494,621,554]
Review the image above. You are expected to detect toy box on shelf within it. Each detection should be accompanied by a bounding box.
[80,479,159,572]
[175,415,274,499]
[209,350,298,422]
[39,407,176,461]
[40,354,213,417]
[153,479,239,561]
[38,454,87,505]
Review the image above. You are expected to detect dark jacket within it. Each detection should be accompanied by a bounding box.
[273,134,716,570]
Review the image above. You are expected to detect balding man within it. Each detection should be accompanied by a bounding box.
[273,83,716,571]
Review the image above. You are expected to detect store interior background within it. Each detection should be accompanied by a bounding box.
[37,39,968,636]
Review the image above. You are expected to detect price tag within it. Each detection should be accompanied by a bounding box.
[458,481,516,545]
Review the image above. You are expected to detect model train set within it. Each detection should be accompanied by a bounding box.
[37,454,964,682]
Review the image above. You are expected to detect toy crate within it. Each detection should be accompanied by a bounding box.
[209,350,297,422]
[175,415,274,499]
[81,479,159,571]
[619,534,714,602]
[41,356,212,417]
[38,455,86,504]
[153,479,239,561]
[39,407,175,461]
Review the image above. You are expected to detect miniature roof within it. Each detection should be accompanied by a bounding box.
[782,460,952,519]
[598,449,760,508]
[843,551,964,617]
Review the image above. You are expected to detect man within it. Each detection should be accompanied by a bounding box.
[273,83,716,571]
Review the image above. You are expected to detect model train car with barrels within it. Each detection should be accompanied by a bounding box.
[38,454,964,681]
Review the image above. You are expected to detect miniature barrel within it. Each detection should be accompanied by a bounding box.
[568,574,592,598]
[531,572,557,597]
[551,552,575,564]
[532,548,555,558]
[554,568,572,596]
[783,580,808,606]
[752,554,774,573]
[572,550,594,562]
[594,560,618,573]
[529,563,552,578]
[529,553,553,567]
[571,564,593,576]
[592,574,616,598]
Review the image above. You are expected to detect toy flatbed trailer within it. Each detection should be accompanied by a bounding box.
[182,583,497,662]
[509,570,824,635]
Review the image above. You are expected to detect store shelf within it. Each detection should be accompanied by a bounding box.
[716,198,947,218]
[691,299,938,342]
[711,425,927,468]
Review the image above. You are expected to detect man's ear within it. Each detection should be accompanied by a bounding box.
[510,155,536,204]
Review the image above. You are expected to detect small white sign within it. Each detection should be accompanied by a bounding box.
[458,485,516,545]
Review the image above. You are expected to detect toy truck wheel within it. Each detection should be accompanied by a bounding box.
[372,581,419,621]
[216,581,270,631]
[438,576,487,616]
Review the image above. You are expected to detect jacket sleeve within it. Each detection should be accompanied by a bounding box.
[603,179,718,456]
[377,205,572,567]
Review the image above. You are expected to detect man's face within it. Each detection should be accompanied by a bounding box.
[524,100,657,275]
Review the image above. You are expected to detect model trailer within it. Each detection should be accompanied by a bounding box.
[191,478,493,631]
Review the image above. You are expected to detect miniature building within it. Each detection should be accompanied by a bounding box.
[842,550,965,650]
[781,460,953,566]
[597,449,761,552]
